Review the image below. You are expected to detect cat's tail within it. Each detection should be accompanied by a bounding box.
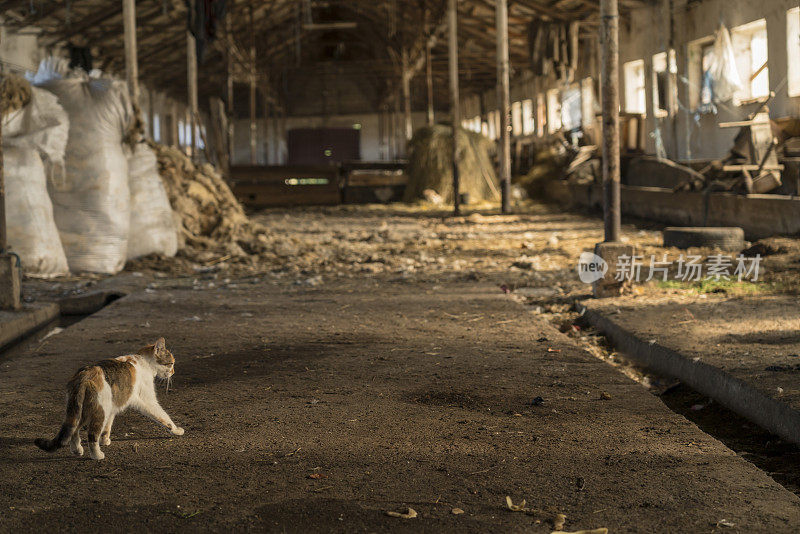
[35,381,87,453]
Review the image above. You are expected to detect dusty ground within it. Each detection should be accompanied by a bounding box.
[6,201,800,532]
[3,279,800,532]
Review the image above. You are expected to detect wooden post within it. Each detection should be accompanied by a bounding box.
[187,29,199,158]
[264,79,269,165]
[401,49,413,142]
[226,12,235,166]
[0,71,5,255]
[600,0,621,241]
[448,0,461,215]
[425,10,435,126]
[171,99,179,146]
[496,0,511,213]
[123,0,139,106]
[249,5,257,165]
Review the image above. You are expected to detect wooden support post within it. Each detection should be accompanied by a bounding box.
[0,72,5,255]
[187,29,199,158]
[448,0,461,215]
[249,6,257,165]
[123,0,139,106]
[600,0,621,242]
[425,10,435,126]
[264,84,269,165]
[171,99,179,146]
[226,13,235,166]
[425,42,435,126]
[496,0,511,213]
[402,49,413,143]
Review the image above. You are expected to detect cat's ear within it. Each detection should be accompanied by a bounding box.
[154,337,166,353]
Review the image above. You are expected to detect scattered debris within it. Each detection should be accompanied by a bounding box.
[599,392,612,401]
[531,396,545,406]
[386,508,417,519]
[307,473,328,479]
[451,508,464,515]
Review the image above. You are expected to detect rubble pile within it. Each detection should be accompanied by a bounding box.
[146,141,270,267]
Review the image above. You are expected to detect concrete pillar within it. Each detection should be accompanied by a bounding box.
[600,0,621,242]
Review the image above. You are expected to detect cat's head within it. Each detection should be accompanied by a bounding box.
[138,337,175,378]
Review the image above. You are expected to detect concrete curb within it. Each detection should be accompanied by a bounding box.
[0,303,60,351]
[577,301,800,446]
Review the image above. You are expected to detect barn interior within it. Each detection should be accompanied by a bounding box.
[3,0,800,531]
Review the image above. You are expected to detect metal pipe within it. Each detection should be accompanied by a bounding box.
[600,0,621,242]
[448,0,461,216]
[496,0,511,213]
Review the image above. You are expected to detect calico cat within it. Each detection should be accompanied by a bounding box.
[35,337,184,460]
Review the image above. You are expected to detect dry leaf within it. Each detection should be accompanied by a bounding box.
[451,508,464,515]
[506,496,528,512]
[386,508,417,519]
[550,529,607,534]
[307,473,328,479]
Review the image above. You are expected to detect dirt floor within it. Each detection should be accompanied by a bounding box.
[5,201,800,532]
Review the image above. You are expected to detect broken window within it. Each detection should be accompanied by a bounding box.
[547,89,562,133]
[731,19,769,103]
[788,7,800,97]
[652,50,677,117]
[521,99,535,136]
[623,59,646,114]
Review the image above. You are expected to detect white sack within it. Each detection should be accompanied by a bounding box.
[127,143,178,259]
[2,87,70,276]
[709,24,743,103]
[37,75,133,274]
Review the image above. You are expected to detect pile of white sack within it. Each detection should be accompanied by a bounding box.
[1,58,177,276]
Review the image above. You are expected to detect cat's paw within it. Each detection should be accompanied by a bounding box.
[101,436,111,446]
[171,426,185,436]
[88,449,105,460]
[70,443,84,456]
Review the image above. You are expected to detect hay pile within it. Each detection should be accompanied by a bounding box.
[147,141,269,265]
[404,125,500,204]
[0,73,32,117]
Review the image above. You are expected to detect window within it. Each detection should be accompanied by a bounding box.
[487,110,499,140]
[177,120,186,145]
[546,89,561,133]
[688,36,715,109]
[580,77,595,129]
[652,50,677,117]
[152,114,161,143]
[623,59,646,114]
[511,101,522,136]
[522,99,535,135]
[561,84,582,131]
[731,19,769,103]
[789,8,800,97]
